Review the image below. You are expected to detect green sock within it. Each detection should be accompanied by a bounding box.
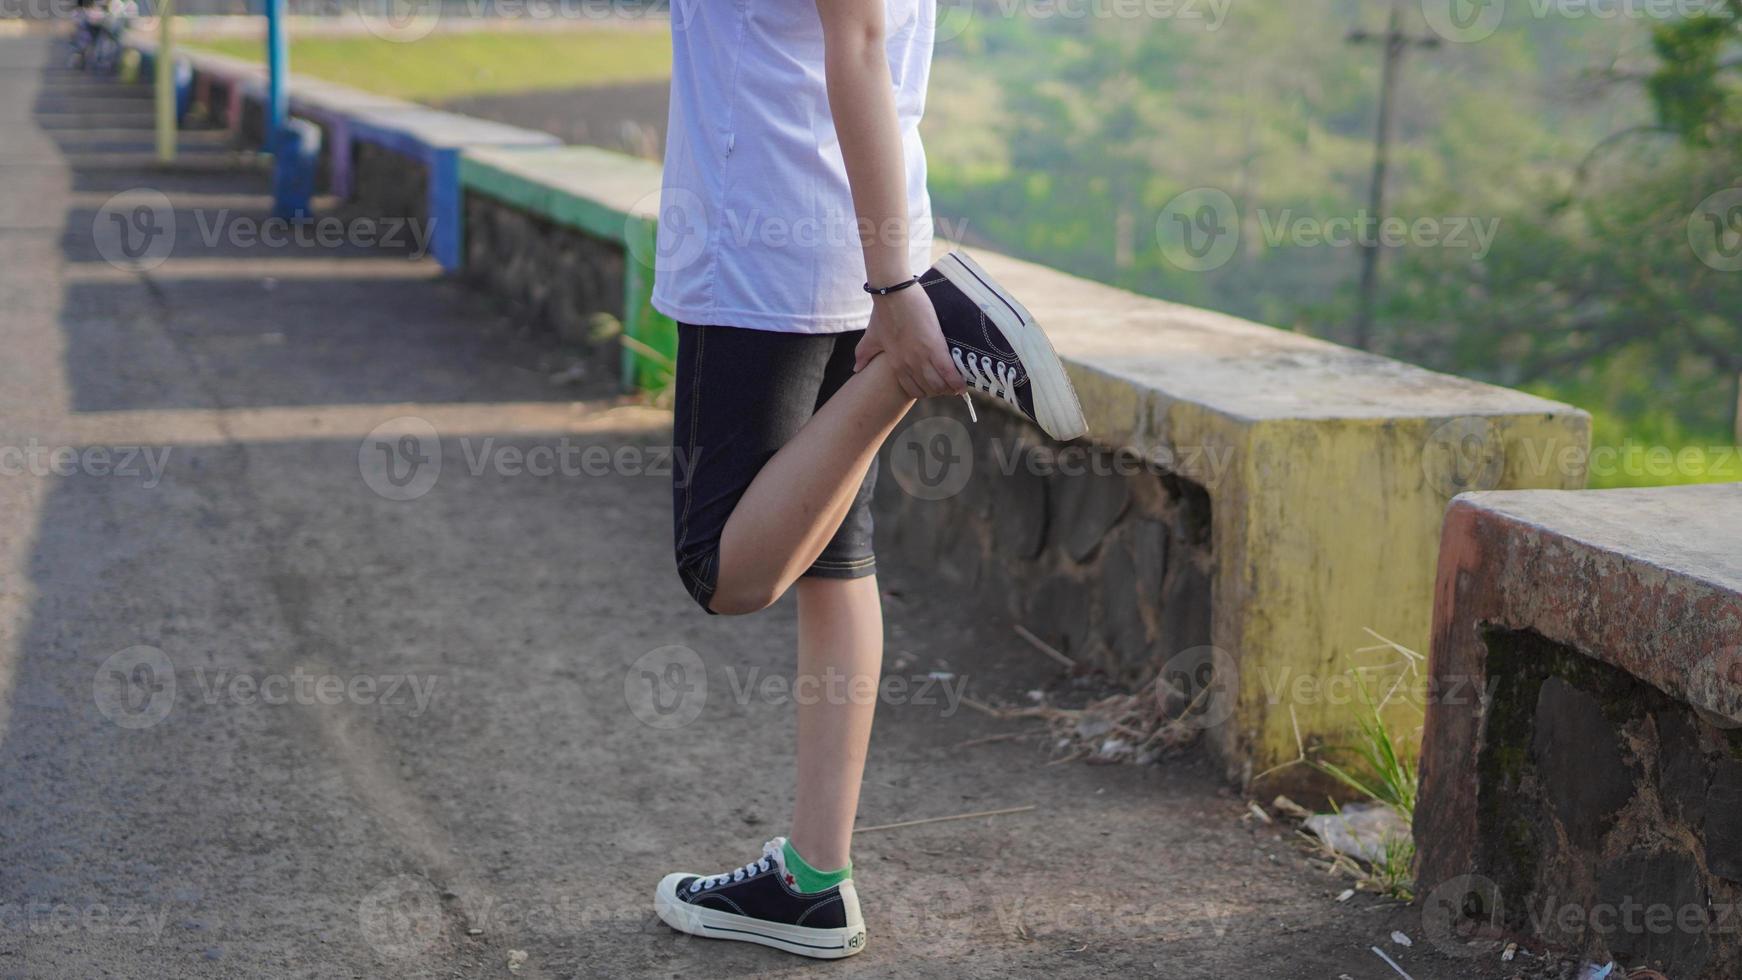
[782,838,851,894]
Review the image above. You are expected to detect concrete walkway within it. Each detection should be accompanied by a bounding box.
[0,33,1511,980]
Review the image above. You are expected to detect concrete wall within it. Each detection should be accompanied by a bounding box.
[876,399,1214,685]
[1419,484,1742,979]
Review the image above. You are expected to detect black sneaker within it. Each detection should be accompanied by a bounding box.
[653,838,866,959]
[922,250,1089,441]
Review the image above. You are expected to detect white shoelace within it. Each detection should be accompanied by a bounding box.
[689,839,781,894]
[952,347,1020,420]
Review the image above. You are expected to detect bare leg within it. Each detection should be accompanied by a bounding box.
[709,355,914,615]
[787,575,883,869]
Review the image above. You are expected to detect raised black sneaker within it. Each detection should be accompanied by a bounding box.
[653,838,866,959]
[921,249,1089,441]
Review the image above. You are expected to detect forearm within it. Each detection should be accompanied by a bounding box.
[817,2,911,288]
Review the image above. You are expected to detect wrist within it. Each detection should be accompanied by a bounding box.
[864,274,920,296]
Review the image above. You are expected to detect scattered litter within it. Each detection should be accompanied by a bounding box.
[1369,945,1415,980]
[855,805,1036,834]
[1272,795,1314,821]
[1303,803,1412,865]
[961,664,1214,766]
[1097,737,1132,760]
[1390,930,1412,947]
[466,927,483,936]
[1336,889,1355,903]
[1074,715,1113,739]
[507,950,528,974]
[1577,962,1615,980]
[1245,801,1273,825]
[1501,941,1517,962]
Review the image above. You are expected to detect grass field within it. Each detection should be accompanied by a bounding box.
[187,30,671,102]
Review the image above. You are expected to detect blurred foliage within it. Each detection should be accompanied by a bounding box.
[923,0,1742,482]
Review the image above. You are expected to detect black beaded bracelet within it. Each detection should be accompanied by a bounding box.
[863,275,920,296]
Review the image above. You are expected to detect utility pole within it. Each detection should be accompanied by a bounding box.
[1347,0,1439,352]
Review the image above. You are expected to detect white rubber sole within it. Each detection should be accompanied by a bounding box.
[936,250,1089,442]
[654,873,867,960]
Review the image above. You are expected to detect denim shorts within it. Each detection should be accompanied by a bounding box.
[671,322,879,613]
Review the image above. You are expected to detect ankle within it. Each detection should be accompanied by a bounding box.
[782,837,852,893]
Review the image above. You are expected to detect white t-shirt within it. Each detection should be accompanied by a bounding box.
[651,0,937,334]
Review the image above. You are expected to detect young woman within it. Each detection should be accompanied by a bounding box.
[649,0,1085,959]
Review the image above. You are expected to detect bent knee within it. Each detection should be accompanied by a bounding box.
[706,579,782,616]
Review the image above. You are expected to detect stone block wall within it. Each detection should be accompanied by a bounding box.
[352,140,426,223]
[238,90,265,149]
[874,398,1214,684]
[1468,628,1742,978]
[462,192,627,355]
